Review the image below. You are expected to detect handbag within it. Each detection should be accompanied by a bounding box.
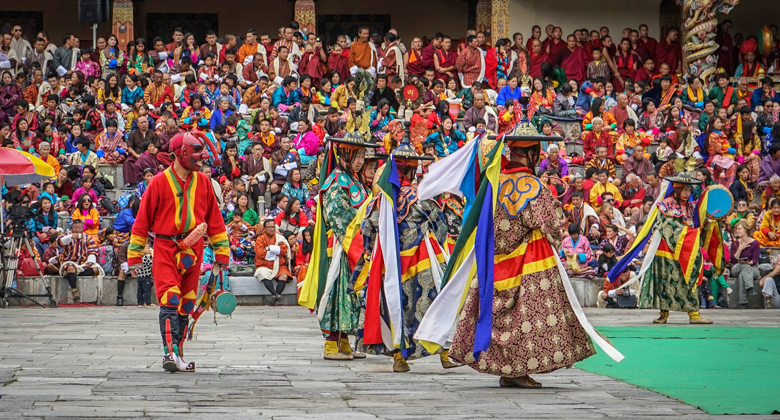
[616,293,637,308]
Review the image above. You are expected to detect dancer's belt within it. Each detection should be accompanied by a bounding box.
[156,231,193,244]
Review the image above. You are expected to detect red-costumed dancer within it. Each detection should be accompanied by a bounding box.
[128,131,230,373]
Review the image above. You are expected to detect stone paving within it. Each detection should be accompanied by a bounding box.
[0,306,777,419]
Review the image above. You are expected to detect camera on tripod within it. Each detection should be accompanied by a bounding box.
[7,204,34,238]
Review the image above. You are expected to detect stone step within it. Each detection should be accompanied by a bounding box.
[98,164,124,189]
[11,275,299,307]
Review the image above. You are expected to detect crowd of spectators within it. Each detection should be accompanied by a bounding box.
[1,18,780,308]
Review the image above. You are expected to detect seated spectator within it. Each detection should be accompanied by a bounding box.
[754,197,780,246]
[220,142,241,181]
[597,243,618,277]
[270,136,301,196]
[53,168,75,209]
[112,195,140,246]
[560,223,598,277]
[134,168,156,199]
[731,219,761,309]
[539,144,568,177]
[96,119,126,165]
[124,116,159,187]
[599,224,629,256]
[552,82,579,118]
[228,193,261,227]
[227,208,254,262]
[622,145,654,184]
[268,195,288,220]
[55,219,101,303]
[586,148,616,181]
[761,175,780,208]
[596,243,637,307]
[254,219,292,305]
[759,257,780,309]
[274,197,309,233]
[71,193,101,242]
[590,169,623,211]
[32,195,59,255]
[68,137,100,168]
[330,77,355,110]
[758,142,780,189]
[628,196,655,228]
[619,173,646,214]
[729,164,753,204]
[497,75,523,108]
[292,119,319,165]
[425,116,466,157]
[583,118,614,161]
[581,98,617,141]
[72,176,99,207]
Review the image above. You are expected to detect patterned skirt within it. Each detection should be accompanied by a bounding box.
[319,253,361,336]
[639,254,700,312]
[450,267,595,378]
[355,265,441,360]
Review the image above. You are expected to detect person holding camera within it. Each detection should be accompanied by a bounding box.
[54,219,102,303]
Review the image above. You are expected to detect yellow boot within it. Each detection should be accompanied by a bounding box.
[339,338,366,359]
[652,310,669,324]
[393,352,410,372]
[324,340,353,360]
[688,311,713,324]
[439,349,462,369]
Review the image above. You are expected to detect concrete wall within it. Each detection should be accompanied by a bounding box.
[509,0,663,41]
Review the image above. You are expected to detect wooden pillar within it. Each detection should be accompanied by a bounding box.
[112,0,134,52]
[676,0,739,85]
[491,0,510,41]
[294,0,317,36]
[476,0,491,35]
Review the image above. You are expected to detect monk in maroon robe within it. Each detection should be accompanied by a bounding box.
[548,28,567,66]
[716,21,736,76]
[299,46,325,86]
[560,35,588,83]
[528,39,549,79]
[655,29,682,74]
[327,47,350,82]
[638,24,657,60]
[406,37,427,78]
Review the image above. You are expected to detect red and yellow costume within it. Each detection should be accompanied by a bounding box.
[129,166,229,315]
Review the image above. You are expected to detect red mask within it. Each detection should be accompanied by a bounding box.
[170,131,221,171]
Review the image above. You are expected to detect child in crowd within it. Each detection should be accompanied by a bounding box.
[135,243,154,307]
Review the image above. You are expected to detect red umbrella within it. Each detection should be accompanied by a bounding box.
[0,148,35,177]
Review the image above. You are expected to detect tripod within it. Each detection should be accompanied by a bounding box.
[0,230,56,308]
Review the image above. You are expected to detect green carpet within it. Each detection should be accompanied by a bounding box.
[575,326,780,415]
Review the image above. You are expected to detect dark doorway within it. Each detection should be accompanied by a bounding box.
[0,12,43,44]
[659,0,682,38]
[145,13,218,45]
[317,15,391,46]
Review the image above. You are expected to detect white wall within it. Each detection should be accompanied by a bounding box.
[509,0,663,41]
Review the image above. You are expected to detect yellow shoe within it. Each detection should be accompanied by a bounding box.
[393,352,410,372]
[439,349,462,369]
[688,311,713,324]
[339,338,366,359]
[324,340,353,360]
[652,310,669,324]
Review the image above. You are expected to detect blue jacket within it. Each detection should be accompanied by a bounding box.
[750,88,780,110]
[112,208,135,233]
[425,129,466,157]
[209,109,235,130]
[33,210,58,233]
[496,86,523,107]
[272,87,299,107]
